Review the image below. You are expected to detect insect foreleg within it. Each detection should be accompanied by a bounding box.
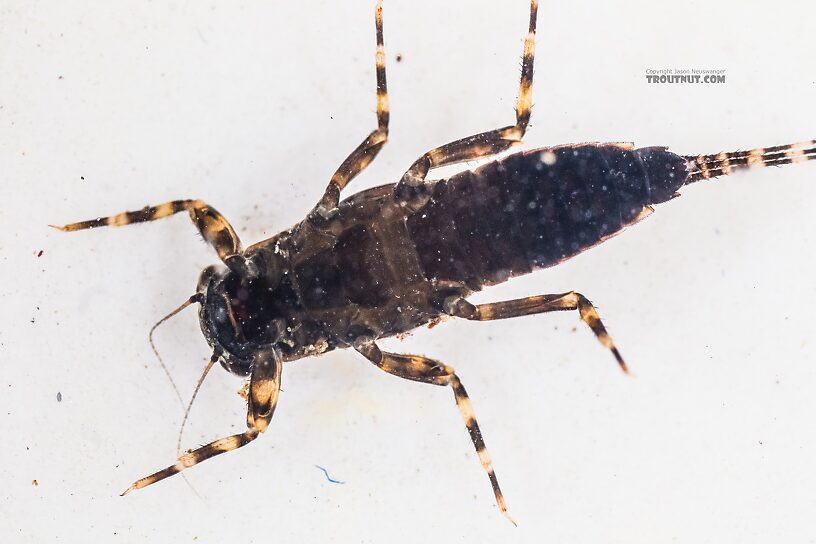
[445,291,629,373]
[121,348,282,495]
[353,340,515,525]
[53,199,256,276]
[311,0,390,221]
[394,0,538,202]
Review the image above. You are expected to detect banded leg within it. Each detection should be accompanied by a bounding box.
[52,199,256,276]
[354,340,515,525]
[394,0,538,201]
[311,0,390,221]
[445,291,629,373]
[121,348,282,495]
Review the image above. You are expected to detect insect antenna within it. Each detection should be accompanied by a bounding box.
[148,294,204,409]
[176,350,221,456]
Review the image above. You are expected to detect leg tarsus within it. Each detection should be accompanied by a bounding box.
[53,198,255,276]
[120,430,259,496]
[120,348,282,495]
[310,0,390,221]
[394,0,538,200]
[448,291,629,374]
[354,341,514,522]
[449,373,516,526]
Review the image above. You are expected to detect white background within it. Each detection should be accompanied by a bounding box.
[2,0,815,541]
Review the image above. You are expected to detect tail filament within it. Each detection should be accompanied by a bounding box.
[684,140,815,184]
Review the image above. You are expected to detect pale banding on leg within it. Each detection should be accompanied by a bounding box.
[396,0,538,193]
[311,0,390,220]
[52,198,255,275]
[120,349,282,495]
[355,341,515,524]
[446,290,628,373]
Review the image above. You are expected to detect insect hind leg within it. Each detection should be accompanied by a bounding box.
[445,291,629,373]
[311,0,390,222]
[52,199,256,276]
[394,0,538,202]
[354,340,515,524]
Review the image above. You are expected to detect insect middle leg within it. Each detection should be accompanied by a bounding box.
[311,0,390,221]
[445,291,629,373]
[353,340,516,524]
[52,199,256,276]
[394,0,538,204]
[121,348,282,494]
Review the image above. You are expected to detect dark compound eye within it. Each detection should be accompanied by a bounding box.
[197,265,223,295]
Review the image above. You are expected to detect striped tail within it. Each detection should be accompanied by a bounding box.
[683,140,816,184]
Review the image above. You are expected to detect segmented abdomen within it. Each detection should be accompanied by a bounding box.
[407,143,688,287]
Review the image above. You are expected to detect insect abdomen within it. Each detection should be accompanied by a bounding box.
[407,144,688,288]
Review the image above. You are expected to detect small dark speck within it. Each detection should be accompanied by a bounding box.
[758,440,763,445]
[30,318,35,323]
[36,250,44,257]
[57,75,63,80]
[330,116,334,120]
[57,392,62,402]
[395,53,403,62]
[80,176,85,180]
